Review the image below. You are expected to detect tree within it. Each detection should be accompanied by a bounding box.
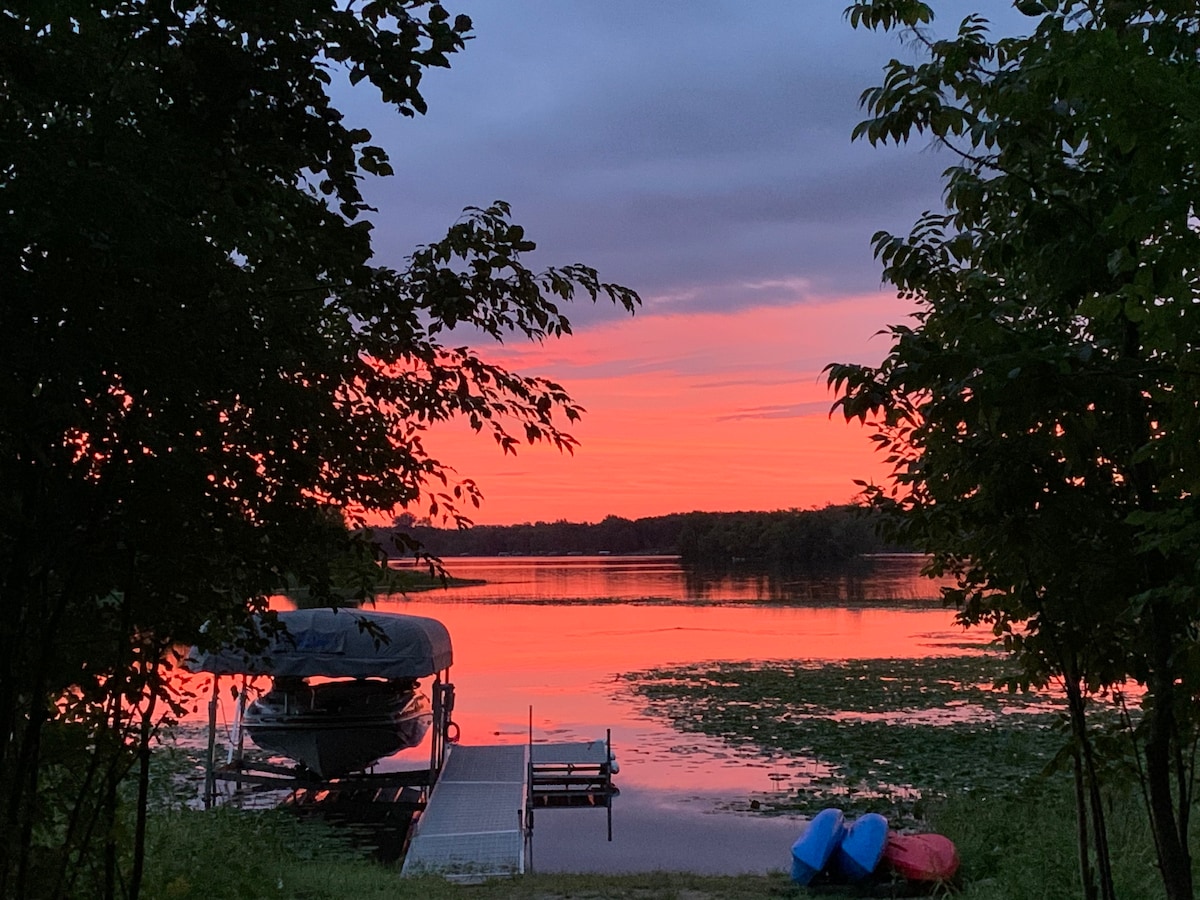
[0,3,638,897]
[827,2,1200,898]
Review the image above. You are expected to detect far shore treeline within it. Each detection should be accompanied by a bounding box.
[379,505,905,568]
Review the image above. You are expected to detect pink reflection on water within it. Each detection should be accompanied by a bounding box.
[392,554,955,606]
[190,557,978,799]
[180,558,995,873]
[366,595,978,795]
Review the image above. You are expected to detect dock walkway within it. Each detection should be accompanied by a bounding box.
[400,744,529,880]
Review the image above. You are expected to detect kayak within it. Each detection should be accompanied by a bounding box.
[790,808,846,885]
[882,831,960,883]
[832,813,889,882]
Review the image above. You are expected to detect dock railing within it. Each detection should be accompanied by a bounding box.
[527,726,616,842]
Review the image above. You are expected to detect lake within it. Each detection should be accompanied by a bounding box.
[200,555,975,875]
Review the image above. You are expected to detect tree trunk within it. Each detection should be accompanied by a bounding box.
[1065,674,1099,900]
[1146,732,1192,899]
[12,706,45,900]
[1071,740,1099,900]
[1084,731,1115,900]
[1145,601,1194,900]
[129,655,161,900]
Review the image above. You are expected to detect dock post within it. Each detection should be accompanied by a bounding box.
[526,705,535,867]
[430,676,455,783]
[230,674,248,793]
[606,728,613,842]
[429,674,441,782]
[203,675,218,809]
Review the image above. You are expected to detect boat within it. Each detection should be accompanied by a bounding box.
[882,831,960,883]
[790,807,846,885]
[189,608,454,779]
[832,813,889,882]
[244,676,433,777]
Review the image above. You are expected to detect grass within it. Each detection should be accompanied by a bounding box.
[140,786,1191,899]
[143,809,798,899]
[932,784,1170,900]
[141,807,795,898]
[380,568,487,593]
[283,568,486,606]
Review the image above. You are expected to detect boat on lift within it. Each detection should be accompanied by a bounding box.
[244,675,432,777]
[190,608,453,778]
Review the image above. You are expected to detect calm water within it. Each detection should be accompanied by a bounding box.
[201,556,971,875]
[396,553,947,606]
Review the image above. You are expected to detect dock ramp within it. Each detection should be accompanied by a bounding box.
[400,744,529,881]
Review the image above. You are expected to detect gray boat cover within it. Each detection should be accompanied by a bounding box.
[188,608,453,678]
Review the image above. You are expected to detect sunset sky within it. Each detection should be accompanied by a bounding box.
[353,1,1028,525]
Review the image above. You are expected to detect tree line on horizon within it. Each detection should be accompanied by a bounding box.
[382,505,902,566]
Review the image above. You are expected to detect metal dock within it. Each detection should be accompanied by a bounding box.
[401,736,617,880]
[401,744,531,880]
[532,739,615,799]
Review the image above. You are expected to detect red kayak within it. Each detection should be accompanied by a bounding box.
[882,831,960,883]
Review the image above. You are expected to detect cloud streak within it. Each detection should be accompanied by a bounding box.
[717,402,833,423]
[358,2,1027,322]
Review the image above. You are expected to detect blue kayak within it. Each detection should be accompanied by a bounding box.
[833,813,889,882]
[790,808,846,885]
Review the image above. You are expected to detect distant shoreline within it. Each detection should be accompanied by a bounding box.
[376,506,905,565]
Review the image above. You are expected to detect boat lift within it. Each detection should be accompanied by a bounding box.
[189,608,458,810]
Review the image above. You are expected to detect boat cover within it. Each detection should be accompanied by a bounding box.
[187,608,453,678]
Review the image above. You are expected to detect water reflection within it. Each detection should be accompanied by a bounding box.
[531,796,808,875]
[190,556,975,874]
[368,597,980,789]
[393,554,952,606]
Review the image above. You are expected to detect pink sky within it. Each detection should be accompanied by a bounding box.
[417,293,899,525]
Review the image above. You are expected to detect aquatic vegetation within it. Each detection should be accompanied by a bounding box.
[622,655,1073,820]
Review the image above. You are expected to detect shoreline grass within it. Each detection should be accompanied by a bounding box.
[140,785,1192,899]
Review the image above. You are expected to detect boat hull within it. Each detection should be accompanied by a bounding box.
[790,807,846,885]
[833,813,889,882]
[245,679,432,778]
[883,831,960,883]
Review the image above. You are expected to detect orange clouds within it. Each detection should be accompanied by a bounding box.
[416,294,902,525]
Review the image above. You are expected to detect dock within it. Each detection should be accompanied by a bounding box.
[401,736,616,880]
[400,744,530,880]
[531,739,616,804]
